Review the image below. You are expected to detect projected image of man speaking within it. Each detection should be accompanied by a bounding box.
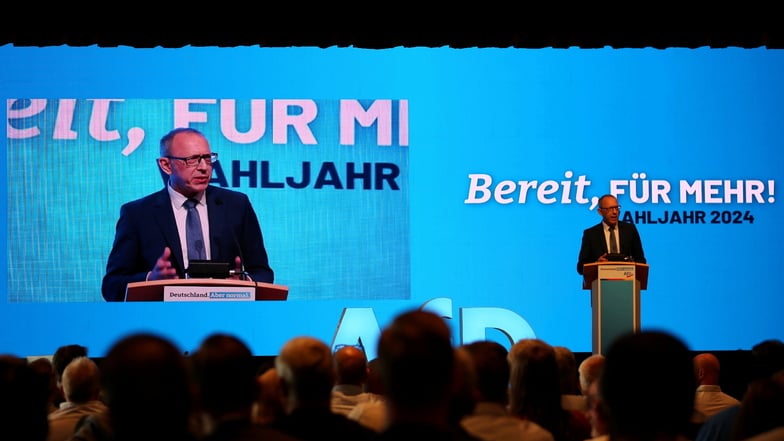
[101,127,274,301]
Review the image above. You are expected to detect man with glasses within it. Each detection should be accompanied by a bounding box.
[576,194,646,275]
[101,127,274,301]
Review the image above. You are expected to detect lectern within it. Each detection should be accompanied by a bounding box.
[124,278,288,302]
[582,262,648,354]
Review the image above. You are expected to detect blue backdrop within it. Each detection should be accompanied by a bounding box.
[1,46,782,358]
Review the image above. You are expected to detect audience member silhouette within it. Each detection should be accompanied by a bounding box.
[577,354,605,396]
[272,335,375,441]
[70,333,196,441]
[730,369,784,441]
[189,333,299,441]
[553,346,586,412]
[29,357,60,414]
[460,340,554,441]
[331,343,381,416]
[601,330,695,441]
[692,353,740,424]
[584,376,609,441]
[696,339,784,441]
[373,308,477,441]
[0,354,50,441]
[51,344,89,408]
[507,338,591,441]
[365,358,384,394]
[346,358,389,432]
[449,346,482,440]
[253,365,287,426]
[47,356,107,441]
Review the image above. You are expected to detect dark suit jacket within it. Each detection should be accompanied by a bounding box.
[205,419,301,441]
[273,408,376,441]
[576,220,646,275]
[102,185,274,301]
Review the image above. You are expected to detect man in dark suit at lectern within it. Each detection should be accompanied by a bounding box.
[101,127,274,301]
[577,194,646,275]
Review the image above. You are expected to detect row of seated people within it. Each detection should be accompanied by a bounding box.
[2,311,783,441]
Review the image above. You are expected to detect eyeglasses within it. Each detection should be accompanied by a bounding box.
[332,340,365,355]
[165,153,218,167]
[600,205,621,212]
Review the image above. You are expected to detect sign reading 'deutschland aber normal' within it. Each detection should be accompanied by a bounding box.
[163,286,255,302]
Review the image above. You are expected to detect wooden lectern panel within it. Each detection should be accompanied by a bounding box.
[583,261,649,354]
[582,262,649,290]
[125,278,288,302]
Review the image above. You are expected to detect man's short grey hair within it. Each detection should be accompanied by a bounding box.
[62,356,101,403]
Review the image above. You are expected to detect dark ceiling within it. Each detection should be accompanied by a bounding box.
[1,6,780,49]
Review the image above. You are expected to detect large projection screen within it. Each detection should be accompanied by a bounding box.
[2,45,782,358]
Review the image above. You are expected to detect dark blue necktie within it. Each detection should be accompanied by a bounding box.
[184,199,205,260]
[609,224,618,254]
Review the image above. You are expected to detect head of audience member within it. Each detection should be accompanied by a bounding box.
[51,344,89,406]
[333,343,369,388]
[376,309,455,425]
[578,354,605,396]
[0,354,50,441]
[275,335,334,413]
[693,353,722,386]
[28,357,59,413]
[100,333,193,441]
[61,356,102,404]
[601,330,695,441]
[254,365,286,425]
[190,333,258,427]
[462,340,510,406]
[731,369,784,441]
[52,345,88,380]
[450,346,479,425]
[748,339,784,383]
[554,346,581,396]
[507,338,562,425]
[365,358,384,395]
